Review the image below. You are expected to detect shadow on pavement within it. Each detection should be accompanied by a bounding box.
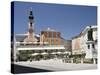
[11,64,53,74]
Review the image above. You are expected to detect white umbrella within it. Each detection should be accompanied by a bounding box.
[57,52,62,54]
[51,52,57,54]
[41,52,47,55]
[64,51,68,54]
[31,53,39,56]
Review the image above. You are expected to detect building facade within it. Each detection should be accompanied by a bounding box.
[72,25,97,64]
[40,28,61,46]
[81,26,97,60]
[72,35,81,55]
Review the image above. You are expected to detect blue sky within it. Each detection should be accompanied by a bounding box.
[13,1,97,40]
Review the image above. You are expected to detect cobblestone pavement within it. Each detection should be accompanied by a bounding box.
[14,59,97,71]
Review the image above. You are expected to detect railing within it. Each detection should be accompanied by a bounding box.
[17,45,65,48]
[17,45,65,51]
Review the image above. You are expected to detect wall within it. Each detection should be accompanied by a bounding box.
[72,36,82,55]
[40,31,61,45]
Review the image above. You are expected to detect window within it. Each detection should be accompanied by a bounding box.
[51,39,54,45]
[88,45,90,49]
[48,32,52,38]
[92,44,95,48]
[57,32,60,38]
[53,32,56,38]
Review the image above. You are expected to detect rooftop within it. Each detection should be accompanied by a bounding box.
[41,27,59,32]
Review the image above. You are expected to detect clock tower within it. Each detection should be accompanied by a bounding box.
[24,8,37,43]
